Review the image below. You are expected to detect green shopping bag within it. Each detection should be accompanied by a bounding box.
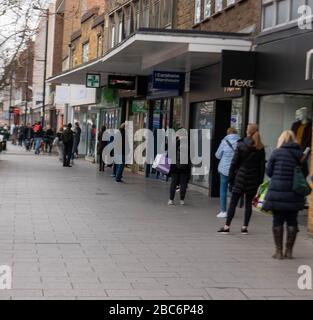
[253,181,272,215]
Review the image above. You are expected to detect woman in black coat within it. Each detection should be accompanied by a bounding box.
[97,125,107,172]
[218,124,266,235]
[263,131,306,260]
[168,135,191,206]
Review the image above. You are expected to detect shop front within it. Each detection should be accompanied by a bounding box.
[254,28,313,233]
[254,28,313,163]
[189,63,246,196]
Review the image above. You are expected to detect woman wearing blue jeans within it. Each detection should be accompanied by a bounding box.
[215,128,240,218]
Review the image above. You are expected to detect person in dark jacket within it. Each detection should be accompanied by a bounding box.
[23,124,34,151]
[114,123,126,182]
[62,123,74,167]
[218,124,266,235]
[33,122,43,155]
[97,125,107,172]
[44,125,55,153]
[168,133,191,206]
[263,131,306,260]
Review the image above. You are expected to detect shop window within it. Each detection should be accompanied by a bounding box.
[204,0,212,18]
[194,0,202,24]
[277,0,288,24]
[82,42,89,63]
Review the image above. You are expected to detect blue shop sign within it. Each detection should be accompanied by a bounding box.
[153,71,185,90]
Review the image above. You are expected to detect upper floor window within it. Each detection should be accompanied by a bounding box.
[111,23,116,48]
[262,0,313,30]
[142,0,150,27]
[82,42,89,63]
[97,34,103,57]
[204,0,212,18]
[195,0,202,23]
[160,0,173,27]
[215,0,223,12]
[227,0,236,6]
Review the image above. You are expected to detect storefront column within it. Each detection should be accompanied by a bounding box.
[249,91,258,123]
[182,92,190,129]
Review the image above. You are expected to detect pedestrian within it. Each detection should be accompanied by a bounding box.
[12,125,18,145]
[114,123,126,182]
[215,127,240,218]
[72,122,81,162]
[263,131,306,260]
[97,125,107,172]
[53,128,64,162]
[23,123,34,151]
[62,123,74,167]
[218,124,266,235]
[33,122,43,155]
[43,125,55,153]
[18,124,25,146]
[168,131,191,206]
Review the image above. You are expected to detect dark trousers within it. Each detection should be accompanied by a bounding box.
[273,211,298,228]
[170,173,189,201]
[226,192,255,227]
[63,143,73,167]
[99,149,105,171]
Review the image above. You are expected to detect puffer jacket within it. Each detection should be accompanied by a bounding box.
[215,134,240,177]
[263,142,305,212]
[228,137,266,195]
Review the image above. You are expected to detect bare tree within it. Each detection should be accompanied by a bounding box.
[0,0,48,89]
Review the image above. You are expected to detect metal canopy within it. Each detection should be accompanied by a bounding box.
[48,29,252,86]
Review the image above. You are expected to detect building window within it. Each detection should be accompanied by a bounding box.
[70,47,76,67]
[111,18,116,48]
[195,0,202,23]
[291,0,306,20]
[215,0,223,12]
[277,0,288,24]
[227,0,236,6]
[143,0,150,27]
[97,34,103,57]
[160,0,173,27]
[262,0,313,30]
[204,0,212,17]
[82,42,89,63]
[135,1,141,29]
[125,5,132,36]
[152,0,161,28]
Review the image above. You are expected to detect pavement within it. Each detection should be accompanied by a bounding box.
[0,144,313,300]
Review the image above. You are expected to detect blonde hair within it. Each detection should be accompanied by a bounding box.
[227,127,238,135]
[277,130,297,148]
[247,124,264,150]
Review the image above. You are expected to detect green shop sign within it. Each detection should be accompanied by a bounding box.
[132,101,147,113]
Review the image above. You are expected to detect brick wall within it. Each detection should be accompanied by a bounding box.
[175,0,261,34]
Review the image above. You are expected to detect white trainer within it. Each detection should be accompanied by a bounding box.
[180,200,185,206]
[217,212,228,218]
[168,200,174,206]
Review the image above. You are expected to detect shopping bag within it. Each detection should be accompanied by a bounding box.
[253,180,272,215]
[153,153,172,175]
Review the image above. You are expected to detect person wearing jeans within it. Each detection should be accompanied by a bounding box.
[215,128,240,218]
[218,124,265,235]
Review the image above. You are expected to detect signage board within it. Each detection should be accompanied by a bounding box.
[132,100,147,113]
[153,71,185,91]
[108,75,136,90]
[221,50,256,88]
[86,74,101,88]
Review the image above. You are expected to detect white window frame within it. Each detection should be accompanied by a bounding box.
[82,42,89,63]
[111,23,116,48]
[227,0,236,6]
[194,0,202,24]
[204,0,212,18]
[215,0,223,13]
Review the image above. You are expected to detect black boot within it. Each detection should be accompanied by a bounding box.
[272,226,284,260]
[284,226,298,260]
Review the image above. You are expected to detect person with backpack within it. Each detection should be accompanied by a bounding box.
[62,123,74,167]
[215,128,240,218]
[218,124,266,235]
[263,131,307,260]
